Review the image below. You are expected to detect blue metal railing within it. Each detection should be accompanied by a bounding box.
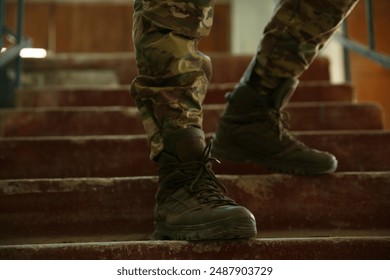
[336,0,390,81]
[0,0,31,107]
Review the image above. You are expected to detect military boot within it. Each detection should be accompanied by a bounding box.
[154,127,257,240]
[213,79,338,175]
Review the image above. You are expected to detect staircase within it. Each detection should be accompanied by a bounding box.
[0,53,389,260]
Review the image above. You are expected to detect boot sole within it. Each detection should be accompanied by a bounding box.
[153,215,257,241]
[212,136,338,176]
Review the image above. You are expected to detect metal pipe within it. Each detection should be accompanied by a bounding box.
[335,33,390,69]
[15,0,25,87]
[341,20,352,82]
[0,0,5,50]
[0,38,30,67]
[365,0,376,50]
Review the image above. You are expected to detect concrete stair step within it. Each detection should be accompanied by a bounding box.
[23,53,330,86]
[2,230,389,247]
[0,131,389,179]
[16,82,355,107]
[0,102,383,137]
[1,236,389,259]
[4,52,389,261]
[1,172,389,244]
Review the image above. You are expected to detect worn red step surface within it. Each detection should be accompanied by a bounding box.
[0,103,383,137]
[16,82,354,107]
[0,131,389,179]
[1,237,389,260]
[23,53,330,85]
[1,173,389,244]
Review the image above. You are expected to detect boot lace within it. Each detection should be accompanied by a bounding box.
[159,141,236,207]
[251,106,307,149]
[269,109,291,141]
[271,108,308,149]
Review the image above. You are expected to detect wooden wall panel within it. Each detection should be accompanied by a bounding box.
[55,3,133,52]
[5,2,230,53]
[5,2,51,49]
[347,0,390,128]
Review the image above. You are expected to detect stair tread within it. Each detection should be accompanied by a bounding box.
[2,230,390,246]
[1,131,389,179]
[1,236,389,260]
[22,54,330,85]
[1,172,389,243]
[0,102,384,136]
[16,82,355,107]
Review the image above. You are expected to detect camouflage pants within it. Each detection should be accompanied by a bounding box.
[130,0,358,159]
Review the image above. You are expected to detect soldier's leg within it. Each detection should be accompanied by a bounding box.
[131,0,256,240]
[244,0,359,91]
[131,0,213,160]
[213,0,359,175]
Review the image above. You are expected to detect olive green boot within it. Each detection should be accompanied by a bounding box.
[213,79,338,175]
[154,127,257,240]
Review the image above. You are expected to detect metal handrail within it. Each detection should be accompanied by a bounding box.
[0,0,31,106]
[336,0,390,81]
